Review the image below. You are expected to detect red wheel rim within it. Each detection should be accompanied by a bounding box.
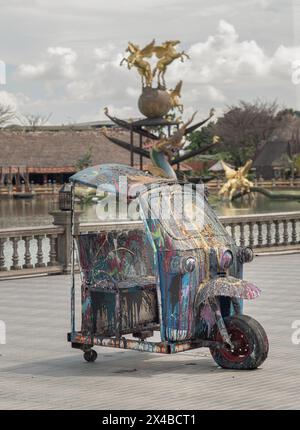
[216,326,252,363]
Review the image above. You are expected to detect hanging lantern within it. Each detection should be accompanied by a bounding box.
[59,183,72,211]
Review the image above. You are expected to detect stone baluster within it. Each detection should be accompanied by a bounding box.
[230,224,236,243]
[257,221,263,248]
[283,220,289,246]
[239,223,245,247]
[291,219,297,245]
[266,221,272,247]
[10,237,21,270]
[48,234,58,266]
[274,220,280,246]
[248,222,254,248]
[0,238,7,271]
[23,236,33,269]
[36,235,45,267]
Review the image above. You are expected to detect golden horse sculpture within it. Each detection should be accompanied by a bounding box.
[219,160,254,201]
[168,80,183,113]
[120,39,156,87]
[120,39,189,94]
[153,40,190,87]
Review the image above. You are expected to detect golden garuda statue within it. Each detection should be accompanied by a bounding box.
[145,112,197,179]
[219,160,254,201]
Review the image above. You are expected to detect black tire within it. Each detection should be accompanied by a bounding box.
[83,349,98,363]
[210,314,269,370]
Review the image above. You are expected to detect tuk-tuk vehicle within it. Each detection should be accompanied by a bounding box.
[68,163,269,370]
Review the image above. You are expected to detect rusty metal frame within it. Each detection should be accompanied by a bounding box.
[68,331,224,354]
[208,297,233,349]
[70,182,76,334]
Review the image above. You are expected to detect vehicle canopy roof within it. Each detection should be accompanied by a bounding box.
[69,163,175,195]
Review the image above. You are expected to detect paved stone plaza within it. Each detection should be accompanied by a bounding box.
[0,254,299,410]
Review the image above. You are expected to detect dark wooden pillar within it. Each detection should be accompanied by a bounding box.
[25,166,30,192]
[16,167,21,192]
[130,125,134,167]
[139,134,143,170]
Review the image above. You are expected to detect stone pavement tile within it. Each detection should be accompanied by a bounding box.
[0,254,299,409]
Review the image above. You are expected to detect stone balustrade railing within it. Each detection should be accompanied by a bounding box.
[0,211,300,279]
[0,225,65,277]
[0,183,60,195]
[220,211,300,250]
[208,178,300,189]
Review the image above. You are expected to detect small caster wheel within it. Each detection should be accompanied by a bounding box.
[83,349,97,362]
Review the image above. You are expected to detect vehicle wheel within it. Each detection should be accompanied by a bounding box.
[83,349,98,363]
[210,314,269,370]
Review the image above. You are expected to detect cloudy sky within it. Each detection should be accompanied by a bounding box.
[0,0,300,124]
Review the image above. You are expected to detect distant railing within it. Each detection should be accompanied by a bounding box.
[0,183,60,196]
[208,178,300,189]
[0,225,64,277]
[220,212,300,251]
[1,178,300,196]
[0,211,300,279]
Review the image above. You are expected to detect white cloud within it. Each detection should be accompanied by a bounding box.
[78,104,137,123]
[173,20,271,85]
[65,46,137,104]
[126,87,140,98]
[185,19,300,84]
[0,61,6,85]
[7,17,300,123]
[19,47,78,80]
[0,91,29,110]
[272,45,300,80]
[162,18,300,116]
[0,91,19,110]
[94,45,116,61]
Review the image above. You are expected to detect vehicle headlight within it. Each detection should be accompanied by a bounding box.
[243,247,254,263]
[182,256,196,273]
[219,250,233,270]
[170,256,196,273]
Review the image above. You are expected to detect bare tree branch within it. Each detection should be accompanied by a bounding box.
[0,104,16,126]
[19,112,52,129]
[215,100,281,165]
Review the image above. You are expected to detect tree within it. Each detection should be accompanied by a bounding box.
[0,103,16,127]
[75,146,93,171]
[186,122,215,152]
[185,121,234,164]
[294,154,300,176]
[214,100,280,166]
[20,112,52,129]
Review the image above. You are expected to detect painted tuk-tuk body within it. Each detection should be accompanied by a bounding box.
[68,164,268,369]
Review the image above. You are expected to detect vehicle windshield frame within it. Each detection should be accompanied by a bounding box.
[139,183,234,245]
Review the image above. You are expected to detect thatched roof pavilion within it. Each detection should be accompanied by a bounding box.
[0,126,135,184]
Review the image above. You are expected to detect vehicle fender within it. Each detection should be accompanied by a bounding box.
[194,275,261,308]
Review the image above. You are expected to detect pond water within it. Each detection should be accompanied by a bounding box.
[0,196,58,229]
[1,191,300,229]
[210,192,300,217]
